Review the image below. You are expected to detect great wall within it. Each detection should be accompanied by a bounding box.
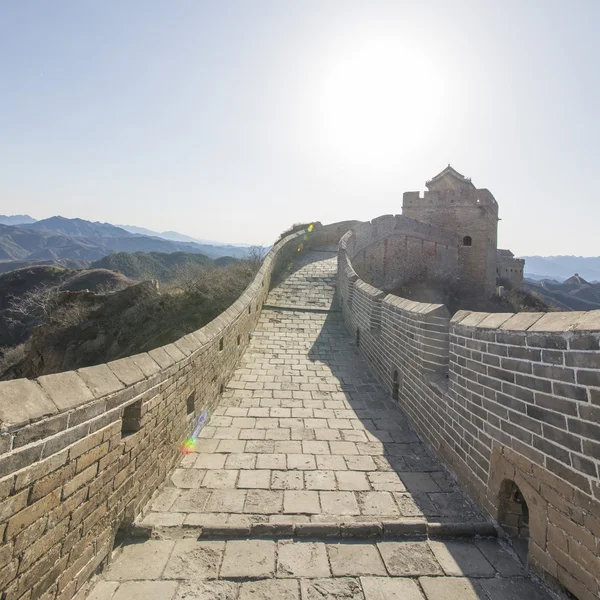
[0,169,598,600]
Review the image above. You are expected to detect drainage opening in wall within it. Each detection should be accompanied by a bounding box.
[220,383,225,394]
[219,338,224,351]
[187,393,195,415]
[498,479,530,564]
[237,334,241,346]
[392,370,399,401]
[121,399,142,438]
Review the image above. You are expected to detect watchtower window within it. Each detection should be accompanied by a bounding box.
[463,236,472,247]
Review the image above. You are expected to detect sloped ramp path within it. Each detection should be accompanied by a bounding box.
[84,249,552,599]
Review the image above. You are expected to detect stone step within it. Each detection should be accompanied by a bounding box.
[130,516,497,541]
[84,536,550,600]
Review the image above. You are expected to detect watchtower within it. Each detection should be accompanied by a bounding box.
[402,166,499,298]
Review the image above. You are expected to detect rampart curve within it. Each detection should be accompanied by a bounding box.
[0,221,356,600]
[339,220,600,600]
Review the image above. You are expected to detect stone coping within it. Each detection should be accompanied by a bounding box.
[452,309,600,332]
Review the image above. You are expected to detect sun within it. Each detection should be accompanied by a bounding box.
[315,37,448,171]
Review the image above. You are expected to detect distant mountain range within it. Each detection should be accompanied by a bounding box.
[117,224,248,247]
[0,215,37,226]
[525,273,600,311]
[0,215,251,269]
[522,256,600,282]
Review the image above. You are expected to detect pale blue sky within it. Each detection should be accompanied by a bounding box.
[1,1,598,254]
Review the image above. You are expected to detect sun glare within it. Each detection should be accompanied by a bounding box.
[316,38,448,170]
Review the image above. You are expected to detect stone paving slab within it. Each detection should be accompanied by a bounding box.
[85,537,551,599]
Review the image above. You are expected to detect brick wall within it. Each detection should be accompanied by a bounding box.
[344,215,459,291]
[0,222,353,600]
[339,225,600,600]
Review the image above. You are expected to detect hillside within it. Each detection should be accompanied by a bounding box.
[90,251,236,282]
[0,265,134,349]
[0,258,90,275]
[0,258,258,380]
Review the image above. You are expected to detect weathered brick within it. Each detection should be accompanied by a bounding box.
[30,463,77,503]
[6,490,61,539]
[62,464,98,499]
[577,370,600,388]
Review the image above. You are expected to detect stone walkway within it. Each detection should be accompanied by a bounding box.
[85,249,552,599]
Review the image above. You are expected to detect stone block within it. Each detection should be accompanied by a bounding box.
[428,540,495,577]
[37,371,95,411]
[238,580,299,600]
[112,581,178,600]
[300,578,364,600]
[277,540,330,577]
[77,364,124,399]
[377,540,442,576]
[419,577,482,600]
[107,357,145,386]
[529,312,585,333]
[130,353,162,377]
[102,540,174,581]
[219,539,275,579]
[327,542,386,576]
[360,577,425,600]
[163,540,224,579]
[0,380,57,428]
[499,312,544,331]
[283,491,320,514]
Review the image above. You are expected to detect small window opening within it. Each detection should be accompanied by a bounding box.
[219,384,225,394]
[248,306,251,315]
[186,393,195,415]
[248,332,252,341]
[356,328,360,347]
[463,236,472,247]
[121,400,142,437]
[219,338,224,351]
[237,334,241,346]
[392,371,399,401]
[498,479,530,564]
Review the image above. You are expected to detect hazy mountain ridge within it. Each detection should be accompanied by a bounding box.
[0,216,251,264]
[522,255,600,282]
[0,215,37,226]
[117,224,251,248]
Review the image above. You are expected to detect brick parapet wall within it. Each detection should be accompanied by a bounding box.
[342,215,459,290]
[338,224,600,600]
[0,221,354,600]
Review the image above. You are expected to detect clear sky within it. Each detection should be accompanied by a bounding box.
[1,1,598,254]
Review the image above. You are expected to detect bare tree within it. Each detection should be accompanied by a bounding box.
[6,284,91,330]
[244,246,268,274]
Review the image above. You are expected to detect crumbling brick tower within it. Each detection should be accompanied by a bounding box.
[402,165,499,299]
